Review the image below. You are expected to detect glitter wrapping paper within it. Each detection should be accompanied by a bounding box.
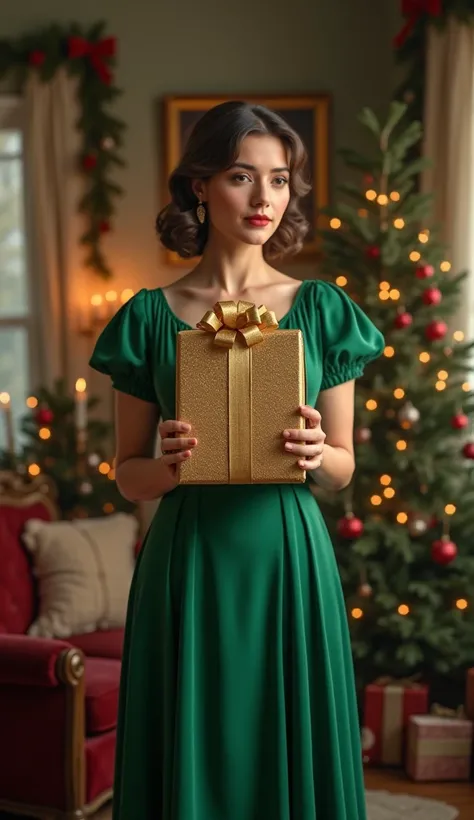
[406,715,473,781]
[362,680,429,767]
[176,329,306,484]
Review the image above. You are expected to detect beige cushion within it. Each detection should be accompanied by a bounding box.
[23,513,138,638]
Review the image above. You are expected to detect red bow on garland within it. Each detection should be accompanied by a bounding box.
[394,0,442,49]
[68,36,117,84]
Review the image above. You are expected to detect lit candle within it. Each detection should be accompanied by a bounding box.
[90,294,104,325]
[74,378,88,431]
[0,392,15,454]
[105,290,118,318]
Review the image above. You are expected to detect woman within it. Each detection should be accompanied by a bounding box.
[90,100,384,820]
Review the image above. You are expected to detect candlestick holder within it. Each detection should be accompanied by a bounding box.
[78,288,135,336]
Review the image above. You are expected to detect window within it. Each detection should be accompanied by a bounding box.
[0,97,33,451]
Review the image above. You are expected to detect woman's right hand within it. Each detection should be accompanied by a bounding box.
[158,419,197,488]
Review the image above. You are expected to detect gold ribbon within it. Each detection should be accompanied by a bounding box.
[430,703,467,720]
[374,675,423,689]
[196,300,279,483]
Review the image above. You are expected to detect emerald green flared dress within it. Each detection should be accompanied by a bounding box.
[89,279,384,820]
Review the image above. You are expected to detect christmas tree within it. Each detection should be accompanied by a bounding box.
[0,378,134,519]
[318,102,474,694]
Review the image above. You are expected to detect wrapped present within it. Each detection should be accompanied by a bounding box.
[362,676,429,766]
[466,668,474,720]
[176,300,306,484]
[406,713,473,781]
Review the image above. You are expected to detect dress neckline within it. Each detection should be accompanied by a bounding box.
[158,279,309,330]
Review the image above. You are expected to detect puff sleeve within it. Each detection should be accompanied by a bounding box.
[88,289,158,404]
[318,282,385,390]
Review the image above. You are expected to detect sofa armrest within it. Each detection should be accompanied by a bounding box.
[0,634,84,687]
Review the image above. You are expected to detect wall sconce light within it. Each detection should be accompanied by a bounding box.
[78,289,135,336]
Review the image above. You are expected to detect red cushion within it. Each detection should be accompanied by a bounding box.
[0,501,52,634]
[85,658,121,735]
[72,628,124,659]
[85,729,116,804]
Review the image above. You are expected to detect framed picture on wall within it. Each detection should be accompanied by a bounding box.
[161,94,330,266]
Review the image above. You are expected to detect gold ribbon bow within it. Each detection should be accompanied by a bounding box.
[197,300,279,348]
[374,675,422,689]
[430,702,466,720]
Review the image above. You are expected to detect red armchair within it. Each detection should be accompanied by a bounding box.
[0,471,125,819]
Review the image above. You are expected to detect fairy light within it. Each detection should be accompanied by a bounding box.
[440,261,451,272]
[39,427,51,440]
[390,191,400,202]
[28,463,41,476]
[351,608,363,619]
[330,218,342,229]
[418,231,429,243]
[384,487,396,499]
[384,346,395,358]
[435,381,447,391]
[107,468,116,481]
[438,370,448,380]
[394,218,405,229]
[397,512,408,524]
[121,289,134,303]
[358,208,368,217]
[394,388,405,399]
[419,352,431,363]
[445,504,456,516]
[389,289,400,300]
[380,282,390,291]
[453,330,465,342]
[379,291,390,301]
[336,275,348,287]
[365,189,377,201]
[462,382,471,392]
[377,194,389,206]
[398,604,410,616]
[90,294,103,308]
[409,251,421,262]
[371,495,383,506]
[456,599,468,611]
[26,396,38,409]
[396,440,407,451]
[380,475,392,486]
[366,399,378,411]
[99,461,111,475]
[103,502,115,514]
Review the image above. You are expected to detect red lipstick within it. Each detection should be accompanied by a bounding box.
[246,215,271,227]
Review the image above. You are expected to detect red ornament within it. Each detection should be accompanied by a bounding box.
[422,287,442,306]
[394,1,442,49]
[82,154,98,171]
[366,246,380,260]
[462,441,474,460]
[431,537,457,566]
[99,220,111,233]
[363,174,374,185]
[425,320,448,341]
[354,427,372,444]
[416,264,435,280]
[29,50,46,67]
[394,311,413,329]
[35,407,54,425]
[451,413,469,430]
[337,514,364,540]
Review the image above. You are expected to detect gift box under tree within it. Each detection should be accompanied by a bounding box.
[406,713,473,781]
[362,677,429,766]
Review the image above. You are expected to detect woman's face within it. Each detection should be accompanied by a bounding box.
[195,134,291,249]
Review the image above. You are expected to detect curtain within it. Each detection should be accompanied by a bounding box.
[421,18,474,337]
[24,69,86,386]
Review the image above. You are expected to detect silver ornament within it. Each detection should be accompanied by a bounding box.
[408,516,428,537]
[87,453,100,467]
[79,481,93,495]
[398,401,420,425]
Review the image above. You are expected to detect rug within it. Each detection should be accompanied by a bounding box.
[366,790,459,820]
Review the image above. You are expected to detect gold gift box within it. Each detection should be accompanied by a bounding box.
[176,300,306,485]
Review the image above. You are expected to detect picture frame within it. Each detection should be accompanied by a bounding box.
[161,94,330,266]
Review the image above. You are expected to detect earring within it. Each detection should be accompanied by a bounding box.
[196,199,206,225]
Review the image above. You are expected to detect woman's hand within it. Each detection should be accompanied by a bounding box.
[159,419,197,486]
[282,405,326,472]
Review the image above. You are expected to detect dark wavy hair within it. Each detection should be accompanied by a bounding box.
[156,101,311,259]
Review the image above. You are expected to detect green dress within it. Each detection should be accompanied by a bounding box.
[89,279,384,820]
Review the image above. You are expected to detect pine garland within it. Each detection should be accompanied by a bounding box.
[0,21,126,279]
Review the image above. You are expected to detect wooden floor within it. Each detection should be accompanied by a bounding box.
[2,769,474,819]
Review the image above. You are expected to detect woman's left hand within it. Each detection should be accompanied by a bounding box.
[283,405,326,471]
